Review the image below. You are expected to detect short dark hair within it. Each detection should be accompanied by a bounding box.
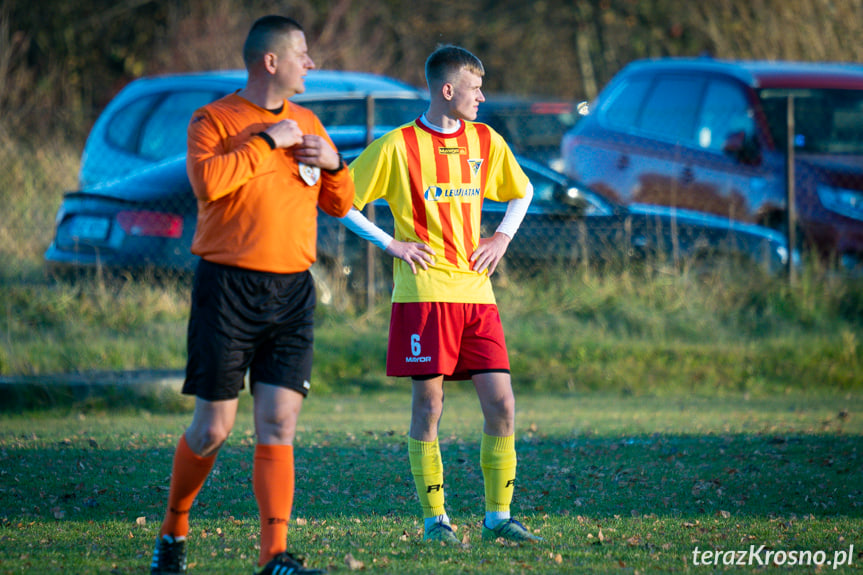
[425,45,484,89]
[242,15,304,67]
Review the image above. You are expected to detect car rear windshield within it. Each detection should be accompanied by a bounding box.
[481,103,578,149]
[302,97,428,129]
[758,88,863,154]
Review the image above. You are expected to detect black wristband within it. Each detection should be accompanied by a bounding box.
[257,132,277,150]
[323,153,345,174]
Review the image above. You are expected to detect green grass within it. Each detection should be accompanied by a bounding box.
[1,135,861,398]
[1,129,862,573]
[1,390,861,574]
[0,275,190,376]
[3,266,862,398]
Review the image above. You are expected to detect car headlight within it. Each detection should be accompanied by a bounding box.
[54,205,66,227]
[576,100,590,116]
[817,184,863,220]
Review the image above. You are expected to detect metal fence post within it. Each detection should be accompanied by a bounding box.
[365,94,377,311]
[786,94,797,284]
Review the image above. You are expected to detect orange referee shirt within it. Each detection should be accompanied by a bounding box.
[187,93,355,274]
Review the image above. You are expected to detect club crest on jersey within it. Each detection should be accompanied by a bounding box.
[467,158,483,176]
[298,162,320,186]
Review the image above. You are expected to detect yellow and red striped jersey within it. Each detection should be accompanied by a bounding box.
[349,117,529,303]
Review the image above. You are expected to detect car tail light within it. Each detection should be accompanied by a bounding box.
[530,102,573,115]
[116,211,183,238]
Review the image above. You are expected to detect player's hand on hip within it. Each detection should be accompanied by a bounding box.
[470,232,511,276]
[264,119,304,149]
[385,239,435,275]
[293,134,341,171]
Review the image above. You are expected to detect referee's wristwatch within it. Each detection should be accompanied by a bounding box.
[324,153,345,174]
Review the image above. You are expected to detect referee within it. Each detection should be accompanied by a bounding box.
[149,15,353,575]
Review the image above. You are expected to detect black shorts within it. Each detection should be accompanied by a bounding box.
[182,260,316,401]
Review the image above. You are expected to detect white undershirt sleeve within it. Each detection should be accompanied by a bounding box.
[341,181,532,248]
[340,207,394,251]
[495,182,534,239]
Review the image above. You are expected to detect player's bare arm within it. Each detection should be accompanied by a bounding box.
[470,232,511,276]
[385,240,436,275]
[293,134,342,171]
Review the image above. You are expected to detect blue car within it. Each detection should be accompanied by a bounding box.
[316,152,794,295]
[562,57,863,271]
[47,66,792,285]
[78,69,428,188]
[45,144,793,288]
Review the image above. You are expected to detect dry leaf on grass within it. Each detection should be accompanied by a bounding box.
[345,553,364,570]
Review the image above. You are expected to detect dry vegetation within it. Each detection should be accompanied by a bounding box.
[0,0,861,388]
[3,0,863,143]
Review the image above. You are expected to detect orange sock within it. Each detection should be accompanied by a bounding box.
[254,444,295,566]
[159,434,217,538]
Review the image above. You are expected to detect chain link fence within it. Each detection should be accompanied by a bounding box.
[6,78,863,302]
[3,70,863,381]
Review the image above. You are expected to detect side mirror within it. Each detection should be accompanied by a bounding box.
[723,131,762,166]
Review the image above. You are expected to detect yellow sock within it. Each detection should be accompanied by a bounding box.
[480,433,516,513]
[408,437,446,518]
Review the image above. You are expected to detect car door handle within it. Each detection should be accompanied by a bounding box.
[616,155,630,170]
[680,167,694,185]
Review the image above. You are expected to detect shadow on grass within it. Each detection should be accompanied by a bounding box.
[0,371,192,413]
[2,431,861,529]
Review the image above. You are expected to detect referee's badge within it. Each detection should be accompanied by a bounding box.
[298,163,320,186]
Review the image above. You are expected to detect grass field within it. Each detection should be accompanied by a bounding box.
[1,389,861,574]
[1,136,862,573]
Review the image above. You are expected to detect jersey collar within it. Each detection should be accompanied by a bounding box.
[416,114,465,138]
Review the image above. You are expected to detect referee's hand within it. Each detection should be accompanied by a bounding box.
[264,119,304,149]
[293,135,341,171]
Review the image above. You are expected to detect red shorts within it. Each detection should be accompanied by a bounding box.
[387,302,510,380]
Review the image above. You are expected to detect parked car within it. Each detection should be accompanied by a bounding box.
[317,152,792,294]
[475,96,578,171]
[45,146,792,288]
[562,57,863,272]
[78,69,428,188]
[77,66,570,186]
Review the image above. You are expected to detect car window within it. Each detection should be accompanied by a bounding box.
[696,79,755,151]
[759,88,863,154]
[302,98,427,128]
[638,76,705,143]
[374,98,427,125]
[484,166,556,211]
[528,169,557,205]
[304,99,365,127]
[486,167,609,217]
[106,93,160,154]
[483,107,577,150]
[139,90,224,160]
[601,77,652,129]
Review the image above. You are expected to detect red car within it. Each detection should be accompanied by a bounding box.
[562,57,863,271]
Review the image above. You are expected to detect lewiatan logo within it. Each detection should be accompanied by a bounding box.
[424,186,444,201]
[423,185,481,202]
